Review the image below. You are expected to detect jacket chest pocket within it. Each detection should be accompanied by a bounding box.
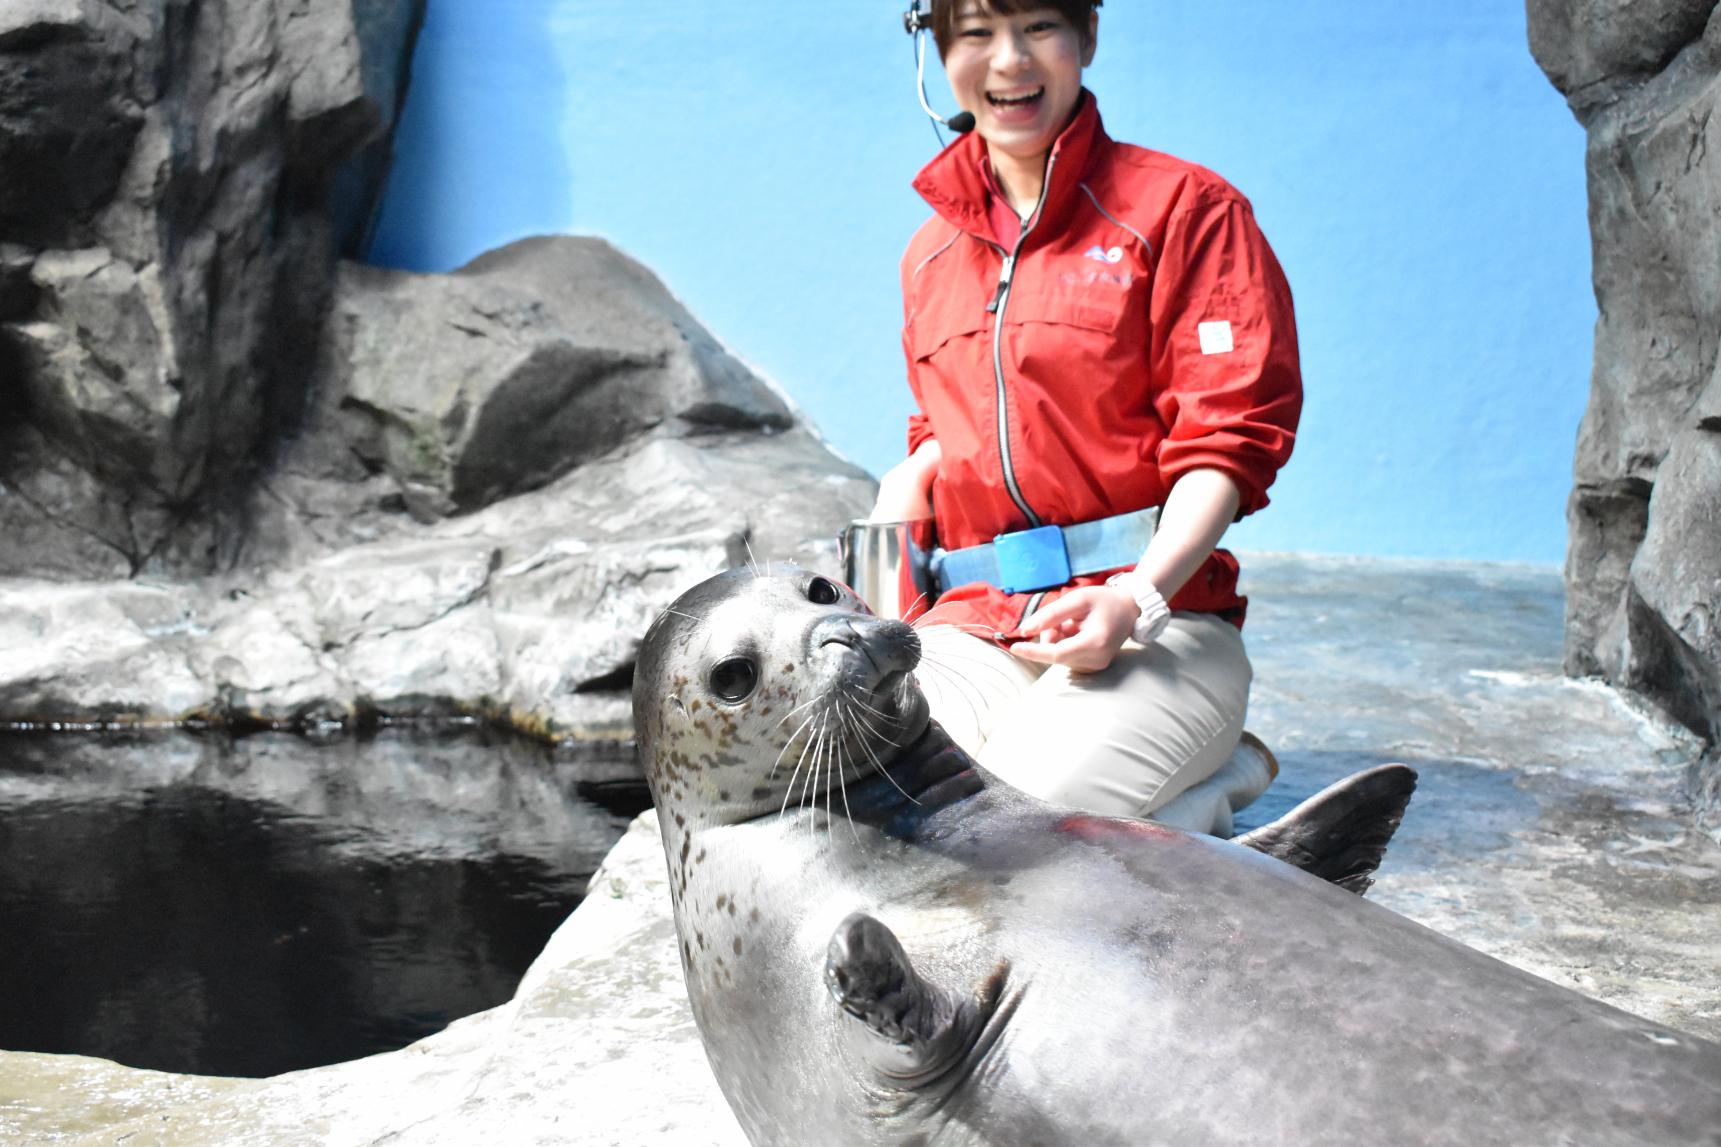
[1001,282,1145,395]
[907,296,993,362]
[1008,282,1133,337]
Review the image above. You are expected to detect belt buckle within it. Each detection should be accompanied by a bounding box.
[993,525,1071,594]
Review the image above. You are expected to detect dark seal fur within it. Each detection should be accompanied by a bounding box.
[635,565,1721,1147]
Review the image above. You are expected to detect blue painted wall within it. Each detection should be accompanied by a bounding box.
[369,2,1594,566]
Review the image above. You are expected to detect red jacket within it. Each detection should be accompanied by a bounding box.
[901,93,1301,637]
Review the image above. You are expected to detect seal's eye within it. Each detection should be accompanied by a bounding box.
[709,657,758,703]
[807,576,841,606]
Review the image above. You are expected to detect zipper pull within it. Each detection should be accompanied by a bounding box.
[986,254,1016,314]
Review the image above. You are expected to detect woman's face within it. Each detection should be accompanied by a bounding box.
[943,3,1097,166]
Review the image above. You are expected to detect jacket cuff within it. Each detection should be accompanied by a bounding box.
[907,412,937,455]
[1158,450,1272,517]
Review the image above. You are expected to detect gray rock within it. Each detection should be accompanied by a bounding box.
[0,424,140,578]
[0,0,426,579]
[12,248,183,493]
[1528,0,1718,116]
[1532,1,1721,812]
[1625,420,1721,733]
[331,238,793,518]
[0,428,874,740]
[0,0,145,247]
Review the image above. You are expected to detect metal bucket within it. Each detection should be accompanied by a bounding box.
[838,519,937,621]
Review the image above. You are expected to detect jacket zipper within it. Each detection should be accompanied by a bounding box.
[984,153,1058,531]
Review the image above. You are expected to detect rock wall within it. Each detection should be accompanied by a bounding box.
[1528,0,1721,822]
[0,0,424,578]
[0,6,876,738]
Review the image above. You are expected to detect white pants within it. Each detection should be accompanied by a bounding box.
[914,613,1252,818]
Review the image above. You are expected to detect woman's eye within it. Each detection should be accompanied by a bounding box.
[709,657,758,703]
[807,577,842,606]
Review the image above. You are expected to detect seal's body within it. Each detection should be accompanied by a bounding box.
[634,566,1721,1147]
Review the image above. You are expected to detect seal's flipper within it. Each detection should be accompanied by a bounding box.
[824,912,983,1086]
[1234,764,1418,895]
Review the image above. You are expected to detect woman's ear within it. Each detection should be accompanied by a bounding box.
[1081,10,1098,67]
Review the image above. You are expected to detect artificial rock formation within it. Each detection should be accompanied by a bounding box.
[1529,0,1721,821]
[0,0,425,578]
[0,6,875,738]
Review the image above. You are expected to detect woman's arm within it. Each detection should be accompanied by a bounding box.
[1008,468,1240,672]
[1130,468,1241,601]
[868,437,943,522]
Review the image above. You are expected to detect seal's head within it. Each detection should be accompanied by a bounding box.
[633,564,930,832]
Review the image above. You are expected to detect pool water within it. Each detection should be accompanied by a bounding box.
[0,725,650,1078]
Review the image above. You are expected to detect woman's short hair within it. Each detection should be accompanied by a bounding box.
[931,0,1101,59]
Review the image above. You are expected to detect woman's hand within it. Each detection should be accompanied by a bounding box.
[868,439,943,522]
[1007,585,1140,672]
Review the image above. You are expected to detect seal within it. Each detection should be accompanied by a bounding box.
[634,565,1721,1146]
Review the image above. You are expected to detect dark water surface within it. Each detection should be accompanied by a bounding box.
[0,725,650,1078]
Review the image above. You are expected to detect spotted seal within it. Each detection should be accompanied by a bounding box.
[633,564,1721,1146]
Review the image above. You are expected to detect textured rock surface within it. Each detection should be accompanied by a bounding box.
[1,555,1713,1145]
[1530,1,1721,822]
[0,100,874,737]
[332,237,792,519]
[0,427,872,739]
[0,0,424,578]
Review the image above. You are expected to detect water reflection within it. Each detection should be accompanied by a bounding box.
[0,725,650,1078]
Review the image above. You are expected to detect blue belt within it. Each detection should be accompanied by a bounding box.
[930,507,1159,595]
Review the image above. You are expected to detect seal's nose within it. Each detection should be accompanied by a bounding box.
[810,614,921,675]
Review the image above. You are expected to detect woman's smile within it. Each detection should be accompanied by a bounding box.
[985,86,1046,121]
[943,4,1096,172]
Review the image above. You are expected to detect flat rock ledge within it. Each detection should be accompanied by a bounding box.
[3,555,1718,1145]
[0,428,873,742]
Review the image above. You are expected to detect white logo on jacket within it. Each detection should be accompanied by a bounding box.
[1083,245,1124,264]
[1198,320,1235,355]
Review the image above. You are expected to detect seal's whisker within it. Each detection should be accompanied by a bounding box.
[772,693,825,734]
[846,700,905,749]
[841,691,894,734]
[778,720,817,823]
[775,707,834,824]
[831,715,861,844]
[656,606,710,633]
[792,709,830,824]
[920,621,1003,640]
[859,728,921,807]
[846,692,901,725]
[917,653,1025,700]
[841,696,919,807]
[803,713,824,825]
[909,658,991,730]
[770,710,824,780]
[808,710,837,833]
[741,533,762,577]
[817,719,836,840]
[919,643,1023,687]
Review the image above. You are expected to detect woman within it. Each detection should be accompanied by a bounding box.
[873,0,1302,835]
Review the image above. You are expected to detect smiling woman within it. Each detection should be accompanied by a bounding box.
[873,0,1300,837]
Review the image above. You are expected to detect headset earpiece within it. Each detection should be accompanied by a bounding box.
[904,1,974,140]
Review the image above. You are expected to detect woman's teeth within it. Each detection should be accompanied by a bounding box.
[987,89,1044,107]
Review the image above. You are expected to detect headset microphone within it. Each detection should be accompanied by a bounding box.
[904,1,975,137]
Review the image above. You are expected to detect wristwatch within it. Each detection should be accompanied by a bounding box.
[1106,571,1172,645]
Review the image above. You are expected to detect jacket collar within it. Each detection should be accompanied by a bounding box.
[911,90,1106,248]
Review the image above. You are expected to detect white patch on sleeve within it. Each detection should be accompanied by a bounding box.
[1197,320,1234,356]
